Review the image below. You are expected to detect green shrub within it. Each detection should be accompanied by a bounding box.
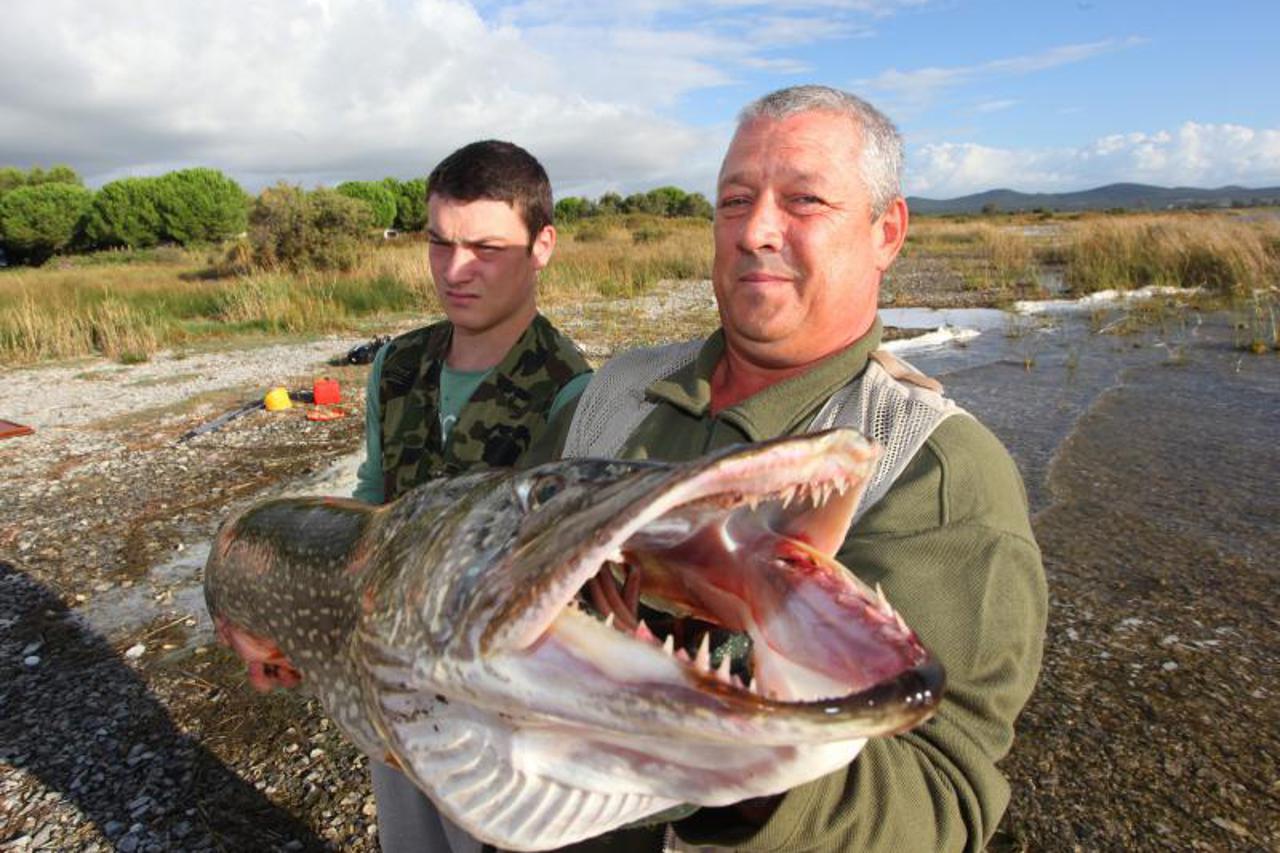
[596,192,623,215]
[27,165,82,187]
[622,192,662,215]
[677,192,714,219]
[83,177,166,248]
[631,224,668,244]
[247,183,373,271]
[337,181,397,229]
[573,220,612,243]
[645,186,688,216]
[154,168,248,245]
[555,196,594,223]
[383,177,428,231]
[0,182,93,264]
[0,164,82,205]
[0,166,25,199]
[0,167,25,196]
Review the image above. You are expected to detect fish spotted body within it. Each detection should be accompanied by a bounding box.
[205,428,944,850]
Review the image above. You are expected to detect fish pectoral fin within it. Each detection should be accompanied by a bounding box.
[357,637,679,849]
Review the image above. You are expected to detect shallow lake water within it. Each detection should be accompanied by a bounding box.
[93,295,1278,653]
[902,302,1278,565]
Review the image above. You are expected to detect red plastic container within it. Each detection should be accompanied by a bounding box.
[313,377,341,406]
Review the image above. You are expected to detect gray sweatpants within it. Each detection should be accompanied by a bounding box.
[371,761,483,853]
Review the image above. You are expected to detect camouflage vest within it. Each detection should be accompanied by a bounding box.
[378,314,590,502]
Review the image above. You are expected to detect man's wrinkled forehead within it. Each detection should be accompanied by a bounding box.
[717,111,861,187]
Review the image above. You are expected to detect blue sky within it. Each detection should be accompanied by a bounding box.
[1,0,1275,199]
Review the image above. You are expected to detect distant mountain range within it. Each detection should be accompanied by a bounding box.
[906,183,1280,215]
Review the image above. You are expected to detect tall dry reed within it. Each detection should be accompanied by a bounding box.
[905,220,1037,287]
[1061,214,1280,294]
[0,250,426,365]
[0,218,711,365]
[543,216,713,301]
[341,216,713,305]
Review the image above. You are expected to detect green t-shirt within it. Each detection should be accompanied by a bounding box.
[438,365,492,443]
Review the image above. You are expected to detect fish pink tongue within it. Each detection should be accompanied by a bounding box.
[695,536,922,694]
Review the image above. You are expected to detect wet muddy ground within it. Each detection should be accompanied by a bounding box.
[1,285,1276,851]
[934,314,1280,851]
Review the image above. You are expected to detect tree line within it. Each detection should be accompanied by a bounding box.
[554,187,713,222]
[0,164,712,268]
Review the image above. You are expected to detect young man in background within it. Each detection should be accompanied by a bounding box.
[353,139,590,852]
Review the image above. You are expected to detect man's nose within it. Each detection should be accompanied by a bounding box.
[738,196,783,252]
[441,245,478,281]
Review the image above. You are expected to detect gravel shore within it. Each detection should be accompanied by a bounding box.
[1,282,1275,851]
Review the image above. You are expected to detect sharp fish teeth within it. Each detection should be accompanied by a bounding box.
[635,619,657,644]
[662,634,675,656]
[748,676,759,694]
[716,653,732,683]
[875,582,892,616]
[695,633,711,672]
[893,609,909,633]
[604,613,615,629]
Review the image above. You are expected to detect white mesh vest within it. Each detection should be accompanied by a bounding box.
[563,340,968,522]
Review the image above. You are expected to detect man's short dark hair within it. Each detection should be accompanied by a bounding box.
[427,140,553,242]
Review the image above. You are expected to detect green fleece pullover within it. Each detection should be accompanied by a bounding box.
[526,322,1048,853]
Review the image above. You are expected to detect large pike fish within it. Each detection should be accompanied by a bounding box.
[204,428,944,850]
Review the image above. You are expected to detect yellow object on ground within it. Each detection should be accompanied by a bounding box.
[264,387,292,411]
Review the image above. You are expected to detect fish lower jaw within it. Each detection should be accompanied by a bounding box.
[749,645,860,703]
[530,606,855,711]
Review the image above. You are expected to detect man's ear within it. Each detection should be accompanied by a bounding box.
[531,224,556,271]
[873,196,909,272]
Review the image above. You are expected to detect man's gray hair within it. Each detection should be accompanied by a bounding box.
[738,85,903,217]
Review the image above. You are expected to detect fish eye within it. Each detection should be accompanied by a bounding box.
[517,473,565,510]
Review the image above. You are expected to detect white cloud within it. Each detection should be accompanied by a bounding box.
[908,122,1280,197]
[0,0,922,193]
[974,99,1018,114]
[862,37,1145,106]
[0,0,737,192]
[738,57,816,74]
[13,1,1263,203]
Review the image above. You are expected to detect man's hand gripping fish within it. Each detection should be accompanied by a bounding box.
[204,428,944,850]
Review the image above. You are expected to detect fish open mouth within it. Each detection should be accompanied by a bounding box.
[492,429,944,742]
